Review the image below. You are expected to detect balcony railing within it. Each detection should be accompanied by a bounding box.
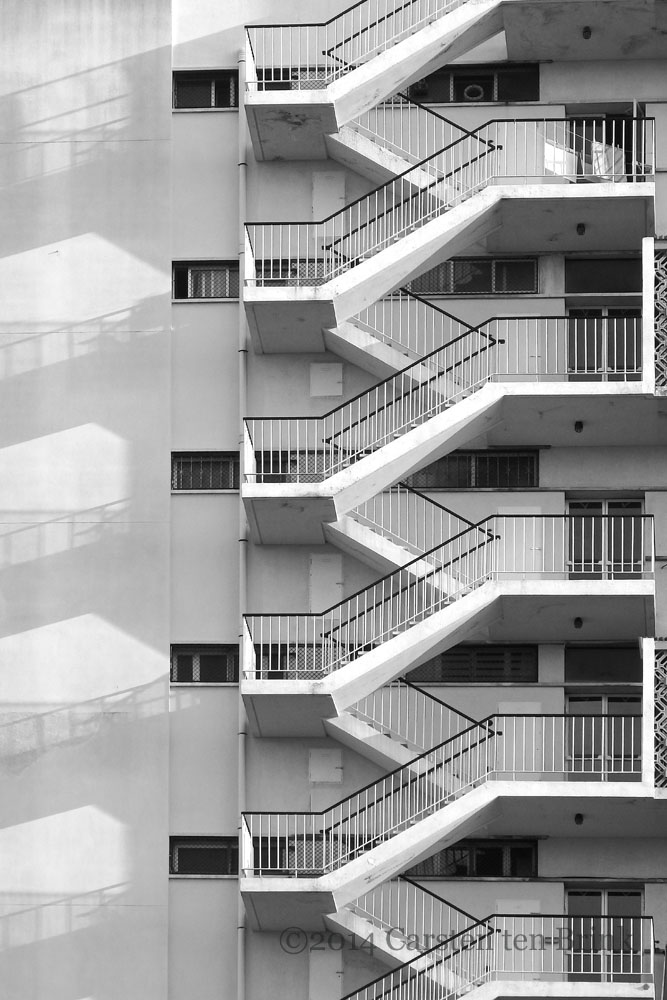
[245,308,643,483]
[246,118,654,286]
[347,678,478,752]
[341,914,654,1000]
[241,712,643,877]
[246,0,469,91]
[244,514,654,680]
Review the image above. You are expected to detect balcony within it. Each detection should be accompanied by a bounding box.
[242,513,654,735]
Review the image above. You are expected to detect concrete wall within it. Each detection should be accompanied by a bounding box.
[0,2,172,998]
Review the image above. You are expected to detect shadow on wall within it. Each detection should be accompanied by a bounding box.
[0,7,173,999]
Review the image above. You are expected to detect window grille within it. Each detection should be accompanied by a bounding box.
[407,840,537,878]
[408,64,539,104]
[171,645,239,683]
[171,452,240,490]
[257,67,327,91]
[406,645,538,683]
[173,262,239,299]
[173,71,238,108]
[170,837,238,875]
[405,451,539,489]
[408,258,537,296]
[255,259,328,286]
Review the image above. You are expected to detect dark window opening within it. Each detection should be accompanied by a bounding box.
[408,64,539,104]
[173,261,239,299]
[171,645,240,683]
[406,645,538,684]
[565,646,642,684]
[171,452,240,490]
[170,837,239,875]
[565,258,642,294]
[408,258,538,296]
[407,840,537,877]
[405,451,539,489]
[173,71,238,109]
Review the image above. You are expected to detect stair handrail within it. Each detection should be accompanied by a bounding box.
[340,912,655,1000]
[246,0,470,89]
[246,116,654,284]
[242,711,643,876]
[347,875,483,956]
[347,677,480,752]
[247,116,654,230]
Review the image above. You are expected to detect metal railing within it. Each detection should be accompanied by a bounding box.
[351,289,470,361]
[348,876,480,952]
[348,483,475,555]
[340,914,654,1000]
[243,513,654,680]
[246,0,469,91]
[241,712,643,877]
[348,92,474,166]
[246,118,654,286]
[347,679,477,752]
[245,312,643,484]
[350,291,643,376]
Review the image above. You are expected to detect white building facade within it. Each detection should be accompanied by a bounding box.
[2,1,667,999]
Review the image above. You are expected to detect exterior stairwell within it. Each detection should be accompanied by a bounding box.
[324,676,479,770]
[244,304,646,543]
[325,876,482,968]
[242,509,654,736]
[244,114,654,351]
[240,707,646,926]
[338,909,655,1000]
[244,0,508,160]
[325,92,473,186]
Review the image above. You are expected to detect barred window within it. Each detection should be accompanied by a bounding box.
[173,71,238,109]
[406,645,538,683]
[170,837,238,875]
[173,261,240,299]
[407,840,537,878]
[171,645,239,683]
[171,452,240,490]
[408,257,537,296]
[405,451,538,489]
[408,64,539,104]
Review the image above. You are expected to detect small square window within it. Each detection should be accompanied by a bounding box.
[170,837,239,875]
[171,645,239,683]
[171,453,240,491]
[173,262,239,299]
[173,71,238,109]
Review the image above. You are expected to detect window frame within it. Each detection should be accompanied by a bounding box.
[171,452,240,492]
[409,63,540,105]
[407,257,538,297]
[170,644,240,684]
[172,70,239,110]
[406,839,538,878]
[405,450,540,490]
[169,836,239,876]
[406,644,539,684]
[172,261,240,301]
